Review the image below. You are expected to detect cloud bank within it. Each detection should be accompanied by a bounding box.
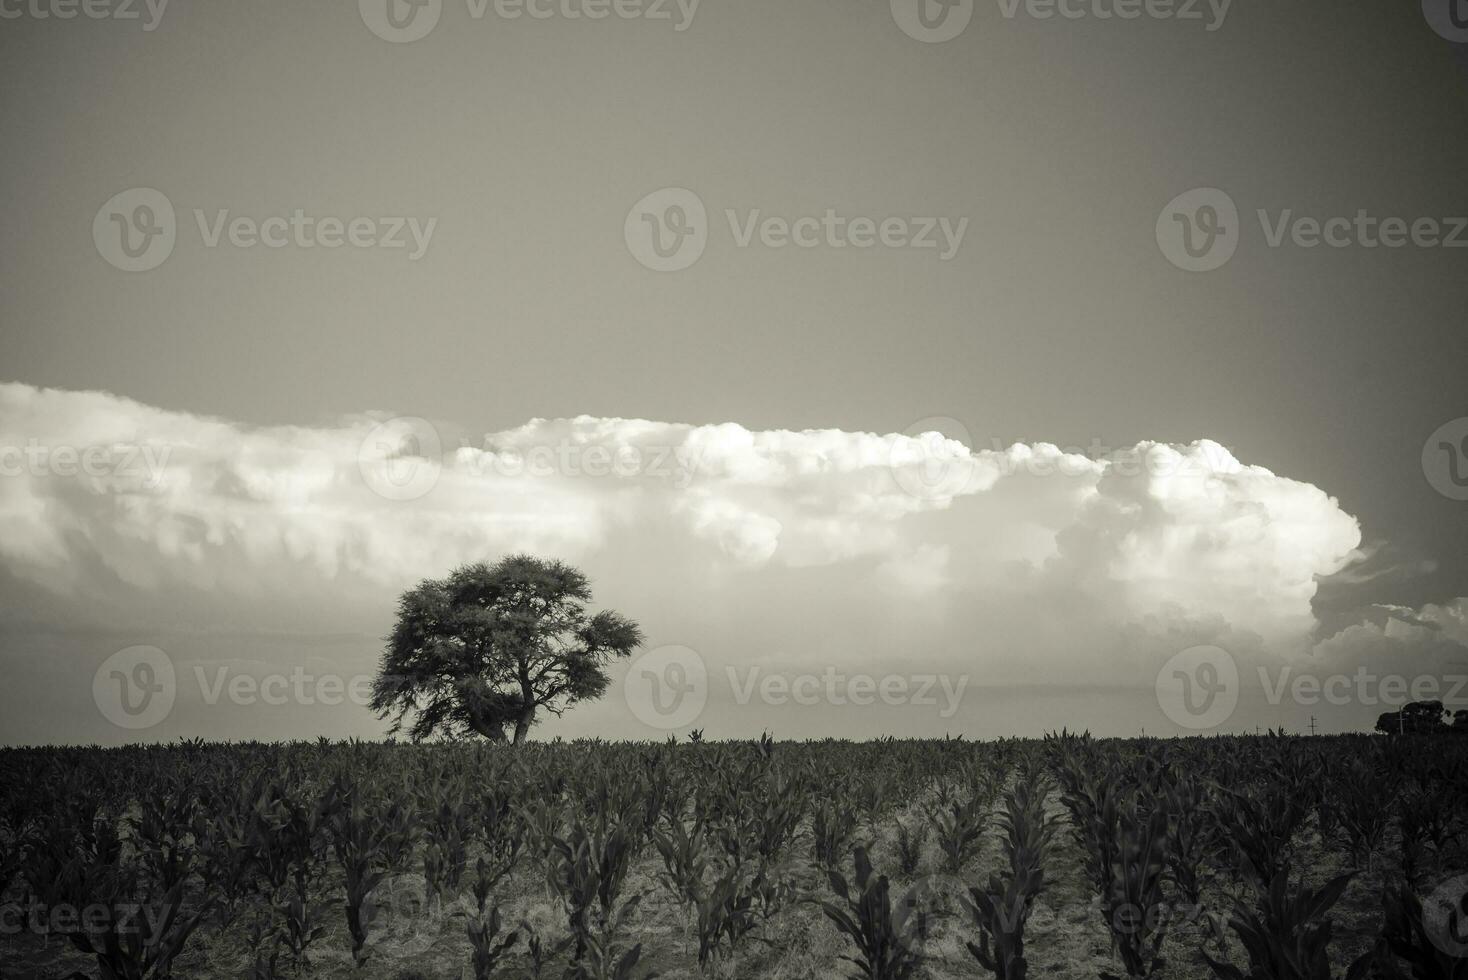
[3,380,1462,741]
[0,382,1362,640]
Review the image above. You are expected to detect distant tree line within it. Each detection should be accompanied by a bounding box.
[1375,699,1468,735]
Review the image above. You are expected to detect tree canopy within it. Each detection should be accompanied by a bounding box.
[370,555,643,743]
[1374,699,1468,735]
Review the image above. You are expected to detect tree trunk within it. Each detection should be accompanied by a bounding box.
[471,716,507,742]
[512,705,535,744]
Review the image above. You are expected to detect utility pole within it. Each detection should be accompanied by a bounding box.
[1308,715,1317,736]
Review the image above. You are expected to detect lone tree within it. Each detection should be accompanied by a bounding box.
[370,555,643,743]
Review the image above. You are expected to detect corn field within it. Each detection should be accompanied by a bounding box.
[1,732,1465,979]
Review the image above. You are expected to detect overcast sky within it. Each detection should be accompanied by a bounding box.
[1,0,1466,744]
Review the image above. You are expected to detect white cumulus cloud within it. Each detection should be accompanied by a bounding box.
[0,383,1367,654]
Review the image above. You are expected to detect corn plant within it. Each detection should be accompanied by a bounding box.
[748,862,800,934]
[245,778,328,906]
[1100,803,1171,980]
[466,857,520,980]
[1160,772,1212,912]
[964,776,1058,980]
[545,815,646,971]
[191,780,263,930]
[1325,759,1395,870]
[1394,777,1457,889]
[821,846,923,980]
[520,923,562,979]
[320,776,419,968]
[130,785,198,897]
[929,789,987,875]
[1212,783,1307,893]
[417,775,473,908]
[0,783,32,902]
[814,798,862,870]
[966,871,1041,980]
[467,906,519,980]
[275,873,327,969]
[750,770,806,865]
[1054,760,1122,901]
[521,798,564,868]
[692,863,758,970]
[46,819,214,980]
[650,816,708,952]
[893,817,928,878]
[567,935,658,980]
[477,782,525,894]
[1202,870,1360,980]
[247,916,284,980]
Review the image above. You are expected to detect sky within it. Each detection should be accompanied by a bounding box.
[1,0,1466,744]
